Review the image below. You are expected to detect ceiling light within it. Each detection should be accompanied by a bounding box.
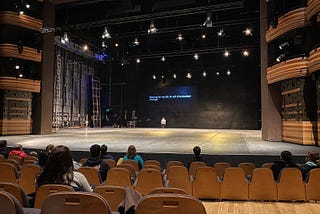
[18,73,23,78]
[186,72,192,79]
[161,56,165,62]
[201,33,206,39]
[216,72,220,76]
[217,27,225,37]
[193,53,199,60]
[19,11,24,15]
[25,4,30,8]
[243,27,253,36]
[102,41,107,48]
[173,73,177,79]
[242,50,249,56]
[133,38,140,46]
[115,43,119,47]
[161,75,164,79]
[279,41,289,50]
[276,54,285,62]
[83,44,88,51]
[176,33,183,41]
[227,70,231,75]
[203,13,213,27]
[202,71,207,77]
[152,74,156,79]
[102,27,111,39]
[61,33,69,44]
[15,65,20,70]
[147,21,158,34]
[224,50,230,57]
[136,58,141,63]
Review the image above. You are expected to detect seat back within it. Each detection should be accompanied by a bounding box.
[0,154,5,162]
[34,184,73,208]
[238,163,255,178]
[79,158,87,165]
[213,162,231,178]
[165,161,184,174]
[106,168,132,187]
[262,163,273,168]
[221,167,248,200]
[19,164,42,194]
[103,159,116,168]
[142,165,161,171]
[135,168,163,195]
[249,168,277,201]
[167,166,192,195]
[135,194,206,214]
[41,192,111,214]
[117,164,136,180]
[93,185,126,211]
[122,160,139,171]
[192,167,220,199]
[0,163,18,183]
[8,155,21,164]
[277,168,305,201]
[149,188,188,195]
[189,162,207,178]
[6,159,20,171]
[306,168,320,201]
[0,182,28,207]
[78,167,102,187]
[0,191,24,214]
[144,160,161,168]
[23,156,38,162]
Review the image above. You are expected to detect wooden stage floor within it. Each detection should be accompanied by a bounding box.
[2,128,320,156]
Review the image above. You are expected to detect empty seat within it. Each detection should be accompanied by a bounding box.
[122,160,139,171]
[249,168,277,201]
[167,166,192,195]
[238,163,255,178]
[135,168,163,195]
[188,162,207,179]
[144,160,161,168]
[135,194,206,214]
[166,161,184,173]
[213,162,231,179]
[192,167,220,199]
[0,182,29,207]
[103,159,116,168]
[6,159,20,171]
[221,167,248,200]
[277,168,305,201]
[106,167,132,187]
[41,192,112,214]
[262,163,273,168]
[19,164,42,195]
[78,167,102,187]
[8,155,21,164]
[34,184,73,208]
[93,185,126,211]
[0,163,19,184]
[23,156,38,162]
[117,164,136,181]
[0,191,24,214]
[142,164,161,171]
[149,187,188,195]
[0,154,5,162]
[306,168,320,201]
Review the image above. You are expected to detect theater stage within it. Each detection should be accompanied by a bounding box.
[2,128,320,156]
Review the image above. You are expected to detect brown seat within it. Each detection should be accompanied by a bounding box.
[165,161,184,174]
[93,185,126,211]
[306,168,320,201]
[167,166,192,195]
[188,162,207,179]
[262,163,273,168]
[23,156,38,162]
[142,164,161,171]
[135,194,206,214]
[106,167,132,187]
[0,154,5,162]
[134,168,163,195]
[79,158,87,165]
[0,163,19,183]
[117,164,136,180]
[34,184,73,208]
[103,159,116,168]
[213,162,231,179]
[144,160,161,168]
[40,192,112,214]
[23,160,37,165]
[8,155,21,164]
[149,187,188,195]
[192,167,220,199]
[277,168,305,201]
[0,182,29,207]
[238,163,255,178]
[122,160,139,171]
[78,167,102,187]
[249,168,277,201]
[19,164,42,195]
[6,159,21,171]
[221,167,248,200]
[0,191,24,214]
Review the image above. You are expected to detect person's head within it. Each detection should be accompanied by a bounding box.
[90,144,101,157]
[45,144,55,153]
[37,145,74,187]
[100,144,108,156]
[13,144,22,151]
[0,140,7,148]
[280,151,293,163]
[127,145,137,158]
[193,146,201,156]
[306,151,320,163]
[29,151,38,157]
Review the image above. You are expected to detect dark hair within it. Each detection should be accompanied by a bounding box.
[281,151,293,163]
[306,151,319,163]
[90,144,101,157]
[38,151,48,168]
[36,145,74,187]
[193,146,201,156]
[0,140,7,148]
[101,144,108,156]
[127,145,136,158]
[45,144,55,153]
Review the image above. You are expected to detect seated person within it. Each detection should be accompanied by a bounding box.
[271,151,299,181]
[300,151,320,181]
[82,144,109,182]
[100,144,115,160]
[123,145,144,170]
[0,140,12,158]
[36,145,92,192]
[9,144,27,160]
[37,151,48,169]
[188,146,207,169]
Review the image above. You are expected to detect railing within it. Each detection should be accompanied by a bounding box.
[309,47,320,73]
[0,11,42,32]
[307,0,320,20]
[0,77,41,93]
[0,43,42,62]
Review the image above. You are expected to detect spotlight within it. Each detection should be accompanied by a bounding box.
[201,33,206,39]
[176,33,183,41]
[136,58,141,63]
[102,41,107,48]
[278,41,289,50]
[243,27,253,36]
[19,11,24,15]
[216,72,220,76]
[173,73,177,79]
[15,65,20,70]
[147,21,158,34]
[152,74,156,79]
[115,43,119,47]
[102,27,111,39]
[161,56,165,62]
[18,73,23,78]
[186,72,192,79]
[217,28,225,37]
[202,71,207,77]
[203,13,213,27]
[61,33,69,44]
[133,38,140,46]
[276,54,285,62]
[224,50,230,57]
[193,53,199,60]
[25,4,30,9]
[227,70,231,75]
[242,50,249,56]
[83,44,88,51]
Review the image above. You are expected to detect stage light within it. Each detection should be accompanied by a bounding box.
[19,11,24,15]
[83,44,88,51]
[227,70,231,75]
[102,27,111,39]
[193,53,199,60]
[203,13,213,27]
[115,43,119,47]
[224,50,230,57]
[278,41,289,50]
[147,21,158,34]
[161,56,165,62]
[102,41,107,48]
[217,27,225,37]
[216,72,220,76]
[136,58,141,63]
[161,75,164,79]
[19,73,23,78]
[26,4,30,8]
[202,71,207,77]
[61,33,69,44]
[152,74,156,79]
[242,50,249,56]
[173,73,177,79]
[15,65,20,70]
[176,33,183,41]
[201,33,206,39]
[243,27,252,36]
[186,72,192,79]
[133,37,140,46]
[276,54,285,62]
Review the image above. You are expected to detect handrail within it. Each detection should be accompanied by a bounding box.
[307,0,320,20]
[0,11,42,32]
[0,43,42,62]
[309,47,320,73]
[0,77,41,93]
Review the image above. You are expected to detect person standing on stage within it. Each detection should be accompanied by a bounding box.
[161,116,167,128]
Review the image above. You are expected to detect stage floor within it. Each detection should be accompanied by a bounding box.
[2,128,320,156]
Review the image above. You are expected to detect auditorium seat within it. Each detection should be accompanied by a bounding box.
[40,192,112,214]
[134,168,163,195]
[166,166,192,195]
[34,184,73,208]
[135,194,206,214]
[262,163,273,168]
[106,167,132,187]
[122,160,139,171]
[305,168,320,201]
[8,155,21,164]
[23,156,38,162]
[213,162,231,179]
[249,168,277,201]
[221,167,248,200]
[165,161,184,176]
[93,185,126,211]
[78,167,102,187]
[19,164,42,194]
[0,163,19,183]
[149,187,188,195]
[6,159,21,171]
[23,159,37,165]
[192,167,220,199]
[277,168,305,201]
[0,154,5,162]
[117,164,136,181]
[238,162,255,178]
[144,160,161,168]
[79,158,87,165]
[0,191,40,214]
[188,162,207,179]
[0,182,29,207]
[103,159,116,168]
[142,164,161,171]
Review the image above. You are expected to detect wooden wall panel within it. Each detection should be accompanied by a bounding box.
[267,57,308,84]
[307,0,320,20]
[0,11,43,32]
[266,8,310,42]
[282,120,318,145]
[0,119,32,135]
[309,47,320,73]
[0,77,40,93]
[0,43,42,62]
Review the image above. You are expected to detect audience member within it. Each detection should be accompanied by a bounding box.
[123,145,144,169]
[300,151,320,181]
[29,151,38,157]
[36,145,92,192]
[188,146,207,168]
[9,144,27,160]
[82,144,109,182]
[100,144,115,160]
[271,151,299,181]
[0,139,11,158]
[37,151,48,169]
[45,144,54,153]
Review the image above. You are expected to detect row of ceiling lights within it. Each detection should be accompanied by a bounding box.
[152,69,232,80]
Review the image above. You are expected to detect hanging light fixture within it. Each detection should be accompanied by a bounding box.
[203,13,213,27]
[243,27,253,36]
[176,33,184,41]
[161,56,166,62]
[147,20,158,34]
[61,33,69,44]
[102,27,111,39]
[193,53,199,60]
[224,50,230,57]
[242,50,250,56]
[133,37,140,46]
